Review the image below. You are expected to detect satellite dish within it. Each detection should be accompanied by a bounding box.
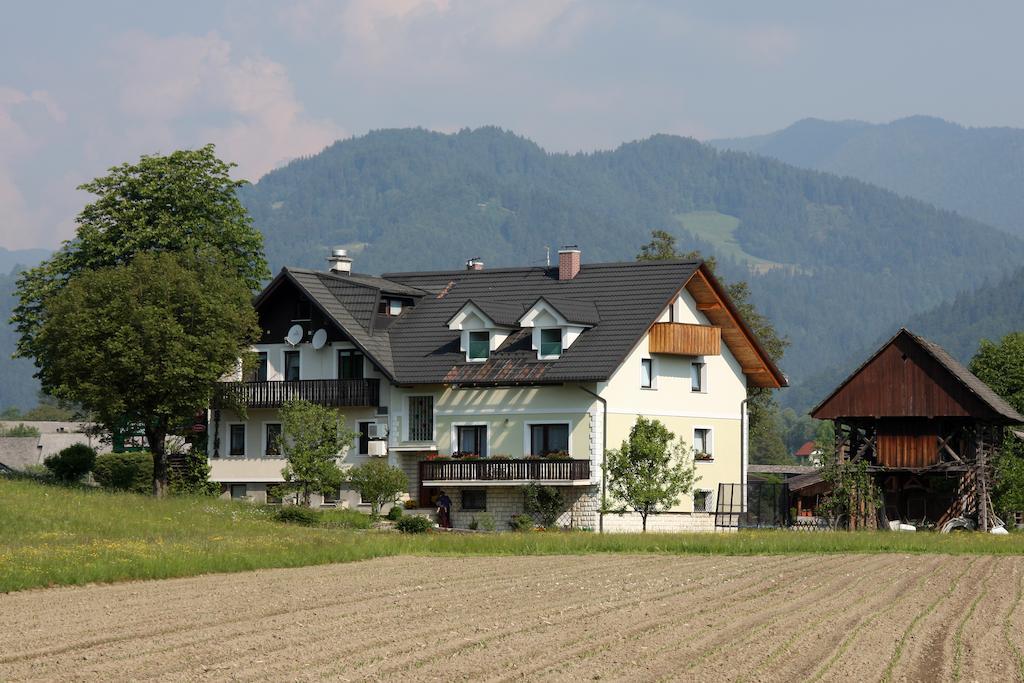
[286,324,304,346]
[311,328,328,350]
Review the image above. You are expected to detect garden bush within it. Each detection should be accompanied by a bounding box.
[169,449,219,496]
[386,505,404,521]
[274,505,320,526]
[92,452,153,493]
[395,515,433,534]
[470,512,497,532]
[510,514,535,532]
[43,443,96,483]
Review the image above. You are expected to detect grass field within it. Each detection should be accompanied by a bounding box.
[2,478,1022,593]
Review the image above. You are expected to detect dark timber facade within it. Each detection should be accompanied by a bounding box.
[812,329,1024,530]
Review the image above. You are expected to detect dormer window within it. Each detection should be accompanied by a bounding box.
[468,331,490,361]
[378,298,405,316]
[540,328,563,359]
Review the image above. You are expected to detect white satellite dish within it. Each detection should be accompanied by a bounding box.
[286,324,304,346]
[311,328,328,350]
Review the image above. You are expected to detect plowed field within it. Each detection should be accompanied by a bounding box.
[2,554,1022,681]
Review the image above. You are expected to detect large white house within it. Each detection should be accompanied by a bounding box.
[207,247,786,531]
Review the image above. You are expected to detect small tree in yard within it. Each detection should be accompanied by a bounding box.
[522,483,564,528]
[605,417,698,532]
[277,400,354,507]
[347,460,408,517]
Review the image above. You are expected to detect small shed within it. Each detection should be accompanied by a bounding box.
[812,329,1024,529]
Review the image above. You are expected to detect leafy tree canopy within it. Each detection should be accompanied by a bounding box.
[277,400,355,506]
[32,252,258,495]
[346,459,408,517]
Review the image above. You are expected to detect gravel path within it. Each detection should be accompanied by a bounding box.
[1,554,1021,681]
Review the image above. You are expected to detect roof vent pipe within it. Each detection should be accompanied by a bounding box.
[558,245,581,280]
[328,247,352,274]
[466,257,484,271]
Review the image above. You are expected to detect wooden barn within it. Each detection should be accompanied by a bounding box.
[812,329,1024,530]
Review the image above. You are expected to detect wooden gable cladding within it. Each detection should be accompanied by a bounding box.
[649,323,721,356]
[681,267,787,388]
[813,333,998,420]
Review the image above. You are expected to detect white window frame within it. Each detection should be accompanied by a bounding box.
[227,423,247,457]
[640,357,656,389]
[693,488,713,513]
[538,328,563,360]
[466,330,491,363]
[693,426,713,460]
[451,422,490,457]
[261,421,282,458]
[524,421,572,457]
[691,359,708,394]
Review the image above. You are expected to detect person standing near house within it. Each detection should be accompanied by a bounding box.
[436,490,452,528]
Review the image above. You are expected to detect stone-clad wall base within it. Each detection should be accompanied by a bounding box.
[445,484,602,531]
[601,512,725,533]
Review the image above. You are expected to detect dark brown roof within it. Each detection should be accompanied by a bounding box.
[812,328,1024,424]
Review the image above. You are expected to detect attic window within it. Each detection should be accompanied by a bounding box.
[468,331,490,361]
[294,297,312,321]
[540,328,563,359]
[378,298,405,316]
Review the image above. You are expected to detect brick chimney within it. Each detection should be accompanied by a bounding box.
[558,245,581,280]
[465,257,484,271]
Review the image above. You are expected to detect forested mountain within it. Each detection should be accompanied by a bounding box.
[711,116,1024,239]
[242,127,1024,407]
[0,248,49,277]
[783,265,1024,411]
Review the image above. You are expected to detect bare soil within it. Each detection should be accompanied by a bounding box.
[1,554,1021,682]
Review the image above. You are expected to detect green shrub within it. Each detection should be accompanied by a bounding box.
[274,506,319,526]
[92,452,153,493]
[510,514,535,532]
[43,443,96,483]
[169,449,219,496]
[403,499,418,509]
[386,505,404,521]
[0,423,41,437]
[395,515,432,534]
[523,483,564,529]
[472,512,497,532]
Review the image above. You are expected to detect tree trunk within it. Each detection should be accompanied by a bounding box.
[641,510,648,532]
[147,426,169,498]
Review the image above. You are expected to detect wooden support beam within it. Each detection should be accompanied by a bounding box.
[696,302,722,312]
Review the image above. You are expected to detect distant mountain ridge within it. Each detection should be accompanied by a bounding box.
[711,116,1024,239]
[240,127,1024,405]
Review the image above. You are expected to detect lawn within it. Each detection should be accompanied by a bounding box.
[2,478,1022,593]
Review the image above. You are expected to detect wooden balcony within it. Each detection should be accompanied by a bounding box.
[648,323,721,356]
[420,458,591,486]
[215,379,379,408]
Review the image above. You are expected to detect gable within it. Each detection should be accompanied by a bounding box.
[812,330,1014,421]
[253,276,349,345]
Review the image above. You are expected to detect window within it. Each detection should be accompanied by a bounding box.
[694,428,712,458]
[284,350,300,382]
[530,423,569,456]
[461,489,487,511]
[246,352,268,382]
[467,331,490,361]
[408,396,434,441]
[540,328,563,358]
[338,350,364,380]
[230,484,247,500]
[378,298,406,316]
[693,489,713,513]
[640,358,653,388]
[691,362,705,392]
[358,421,372,455]
[456,425,487,456]
[390,299,403,316]
[322,488,339,507]
[265,423,282,456]
[229,424,246,456]
[294,297,312,321]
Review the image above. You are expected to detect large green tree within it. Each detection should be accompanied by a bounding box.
[32,253,258,496]
[605,417,699,531]
[12,145,268,363]
[276,400,355,507]
[970,332,1024,520]
[12,146,268,496]
[637,230,792,464]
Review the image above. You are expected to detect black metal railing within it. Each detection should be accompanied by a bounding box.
[420,458,590,483]
[215,379,380,408]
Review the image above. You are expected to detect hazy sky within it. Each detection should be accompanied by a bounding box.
[2,1,1023,250]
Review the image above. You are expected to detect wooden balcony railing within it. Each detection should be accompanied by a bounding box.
[420,458,591,484]
[216,379,380,408]
[648,322,721,356]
